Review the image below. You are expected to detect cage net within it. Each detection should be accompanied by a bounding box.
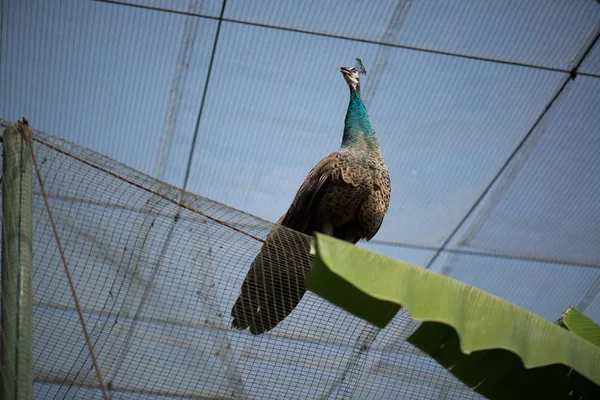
[0,124,484,399]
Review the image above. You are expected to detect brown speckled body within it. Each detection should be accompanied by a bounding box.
[283,142,390,244]
[231,64,391,334]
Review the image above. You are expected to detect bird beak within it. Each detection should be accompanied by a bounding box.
[340,66,351,76]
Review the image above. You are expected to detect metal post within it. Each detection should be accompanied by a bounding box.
[1,119,34,400]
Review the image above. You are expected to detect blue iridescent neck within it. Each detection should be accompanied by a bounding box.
[342,89,376,148]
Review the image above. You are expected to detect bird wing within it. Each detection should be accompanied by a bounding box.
[231,220,312,334]
[230,155,337,334]
[281,152,338,233]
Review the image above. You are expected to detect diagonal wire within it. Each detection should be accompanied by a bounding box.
[424,27,600,271]
[25,124,110,400]
[182,0,228,190]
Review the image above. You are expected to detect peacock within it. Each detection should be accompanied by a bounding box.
[231,59,391,335]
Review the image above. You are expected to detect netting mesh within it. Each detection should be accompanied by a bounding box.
[1,125,483,399]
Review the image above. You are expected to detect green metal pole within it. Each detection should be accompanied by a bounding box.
[1,119,34,400]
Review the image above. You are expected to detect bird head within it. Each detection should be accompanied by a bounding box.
[340,66,360,91]
[340,58,367,92]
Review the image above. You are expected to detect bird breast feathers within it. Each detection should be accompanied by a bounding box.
[340,165,367,187]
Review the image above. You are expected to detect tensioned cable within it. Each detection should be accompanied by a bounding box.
[182,0,228,191]
[369,239,600,269]
[423,28,600,271]
[93,0,600,79]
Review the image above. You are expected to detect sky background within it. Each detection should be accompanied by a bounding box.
[1,1,600,398]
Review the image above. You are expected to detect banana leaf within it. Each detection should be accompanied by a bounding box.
[557,306,600,348]
[306,233,600,399]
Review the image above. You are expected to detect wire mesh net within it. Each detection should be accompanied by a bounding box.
[0,124,483,399]
[2,0,600,398]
